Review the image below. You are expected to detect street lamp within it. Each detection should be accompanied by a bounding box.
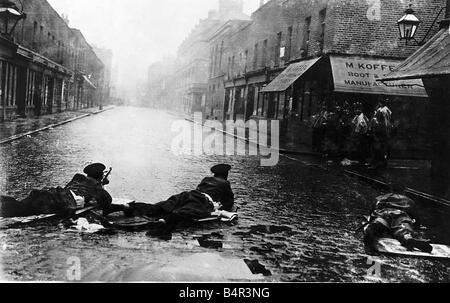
[0,0,26,40]
[397,4,421,43]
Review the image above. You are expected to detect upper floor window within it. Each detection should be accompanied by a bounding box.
[319,8,327,53]
[302,17,311,57]
[286,26,293,61]
[32,22,37,42]
[275,32,282,66]
[253,43,259,70]
[244,49,248,74]
[262,39,268,67]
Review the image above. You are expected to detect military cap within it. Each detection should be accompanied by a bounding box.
[83,163,106,177]
[211,164,232,175]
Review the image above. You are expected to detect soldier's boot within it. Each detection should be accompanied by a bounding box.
[403,234,433,253]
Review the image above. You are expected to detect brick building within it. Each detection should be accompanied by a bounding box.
[207,0,445,158]
[0,0,106,121]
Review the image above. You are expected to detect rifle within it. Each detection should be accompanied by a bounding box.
[102,167,112,185]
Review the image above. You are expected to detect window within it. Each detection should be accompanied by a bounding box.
[262,39,268,67]
[302,17,311,57]
[239,52,243,75]
[244,50,248,74]
[40,26,44,47]
[275,32,282,66]
[253,43,258,70]
[319,9,327,53]
[32,22,38,49]
[209,45,216,77]
[231,55,235,77]
[286,26,293,61]
[218,41,224,72]
[213,44,219,76]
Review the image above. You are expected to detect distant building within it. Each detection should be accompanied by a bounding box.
[146,0,250,114]
[93,46,113,107]
[0,0,106,121]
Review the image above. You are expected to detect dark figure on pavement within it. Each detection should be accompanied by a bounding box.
[363,183,432,253]
[125,164,235,227]
[370,100,393,168]
[0,163,127,218]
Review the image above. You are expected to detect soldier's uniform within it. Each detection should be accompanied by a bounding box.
[363,192,432,253]
[0,163,115,218]
[65,173,112,210]
[127,164,235,225]
[196,175,234,211]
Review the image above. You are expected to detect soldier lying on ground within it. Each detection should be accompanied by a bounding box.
[362,183,433,253]
[123,164,235,228]
[0,163,128,218]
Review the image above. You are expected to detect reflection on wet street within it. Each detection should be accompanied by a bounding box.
[1,107,449,282]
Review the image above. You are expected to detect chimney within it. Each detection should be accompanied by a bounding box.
[259,0,265,7]
[62,13,70,25]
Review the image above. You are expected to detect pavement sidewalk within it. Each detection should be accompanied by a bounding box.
[0,106,114,144]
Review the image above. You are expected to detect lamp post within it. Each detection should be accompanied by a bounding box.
[0,0,26,41]
[397,4,421,44]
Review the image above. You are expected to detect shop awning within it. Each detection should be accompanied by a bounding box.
[330,55,428,97]
[82,75,97,89]
[379,28,450,81]
[261,57,322,93]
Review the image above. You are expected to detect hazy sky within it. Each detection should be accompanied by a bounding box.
[47,0,261,90]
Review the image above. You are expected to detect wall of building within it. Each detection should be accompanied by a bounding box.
[0,0,106,121]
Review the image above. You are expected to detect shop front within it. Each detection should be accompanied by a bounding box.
[261,55,430,158]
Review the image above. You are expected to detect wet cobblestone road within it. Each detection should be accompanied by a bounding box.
[1,107,449,282]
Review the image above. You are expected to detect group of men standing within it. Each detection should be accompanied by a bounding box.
[312,99,393,168]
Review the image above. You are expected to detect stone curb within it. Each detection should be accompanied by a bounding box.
[0,107,114,145]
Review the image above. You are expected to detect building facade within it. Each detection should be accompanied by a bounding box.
[146,0,250,114]
[0,0,106,121]
[207,0,445,158]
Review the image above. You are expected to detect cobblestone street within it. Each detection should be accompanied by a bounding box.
[1,107,449,282]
